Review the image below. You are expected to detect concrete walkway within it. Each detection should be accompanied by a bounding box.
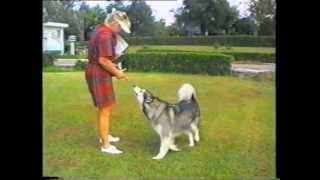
[231,63,275,72]
[231,63,275,79]
[53,59,88,68]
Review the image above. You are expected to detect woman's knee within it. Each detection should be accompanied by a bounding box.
[99,104,113,114]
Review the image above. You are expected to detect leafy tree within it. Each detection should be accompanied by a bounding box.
[126,0,156,36]
[174,0,239,35]
[43,0,80,39]
[233,17,257,35]
[153,19,169,36]
[248,0,276,35]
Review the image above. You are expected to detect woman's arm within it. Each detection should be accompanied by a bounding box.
[98,57,128,80]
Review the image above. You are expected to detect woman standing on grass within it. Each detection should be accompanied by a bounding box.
[85,8,131,154]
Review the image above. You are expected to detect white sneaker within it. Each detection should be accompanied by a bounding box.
[108,134,120,142]
[101,145,123,154]
[99,135,120,143]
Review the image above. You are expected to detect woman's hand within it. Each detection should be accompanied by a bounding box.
[99,57,128,81]
[115,69,129,81]
[114,54,121,60]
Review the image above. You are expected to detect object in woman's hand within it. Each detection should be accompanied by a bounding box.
[115,34,129,58]
[114,62,127,71]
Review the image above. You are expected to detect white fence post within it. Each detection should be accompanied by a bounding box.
[68,35,76,55]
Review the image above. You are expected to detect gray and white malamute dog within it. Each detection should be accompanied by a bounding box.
[132,84,201,160]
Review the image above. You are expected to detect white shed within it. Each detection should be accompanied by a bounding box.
[43,22,69,55]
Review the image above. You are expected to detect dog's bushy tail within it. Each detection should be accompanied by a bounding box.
[177,83,197,102]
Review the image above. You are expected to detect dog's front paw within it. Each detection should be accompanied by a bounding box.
[189,143,195,147]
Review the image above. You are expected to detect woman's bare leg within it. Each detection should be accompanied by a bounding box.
[98,104,113,148]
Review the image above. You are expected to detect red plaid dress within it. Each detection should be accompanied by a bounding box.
[85,24,118,108]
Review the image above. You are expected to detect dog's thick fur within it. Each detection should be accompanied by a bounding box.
[133,84,201,160]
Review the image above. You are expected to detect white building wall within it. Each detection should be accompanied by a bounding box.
[43,23,69,55]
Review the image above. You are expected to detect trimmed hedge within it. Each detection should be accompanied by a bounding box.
[74,60,88,70]
[77,35,275,47]
[47,52,233,75]
[76,41,88,47]
[136,48,275,63]
[43,66,74,72]
[126,35,275,47]
[121,52,234,75]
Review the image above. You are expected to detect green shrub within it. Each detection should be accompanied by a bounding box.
[64,44,70,54]
[76,36,275,47]
[74,60,88,70]
[43,66,73,72]
[125,35,275,47]
[51,54,87,59]
[121,52,233,75]
[76,41,88,47]
[213,42,220,49]
[136,48,275,63]
[43,53,55,67]
[225,45,232,50]
[142,46,150,50]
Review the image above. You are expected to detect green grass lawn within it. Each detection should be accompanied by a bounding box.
[43,72,275,179]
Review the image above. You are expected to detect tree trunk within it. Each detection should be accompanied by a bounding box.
[200,23,206,36]
[79,29,85,41]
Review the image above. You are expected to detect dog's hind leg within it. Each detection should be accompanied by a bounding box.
[188,131,195,147]
[153,137,170,160]
[169,137,180,151]
[191,123,200,142]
